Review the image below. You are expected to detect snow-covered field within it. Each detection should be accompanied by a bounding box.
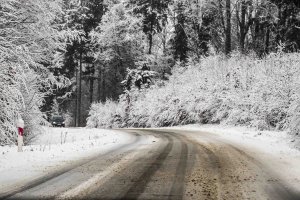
[0,127,134,194]
[165,124,300,193]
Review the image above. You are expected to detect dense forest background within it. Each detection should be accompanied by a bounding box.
[52,0,300,127]
[1,0,300,145]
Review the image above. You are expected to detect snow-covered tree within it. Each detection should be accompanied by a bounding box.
[92,0,145,61]
[0,0,67,145]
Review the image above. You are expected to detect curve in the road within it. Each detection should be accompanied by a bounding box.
[3,129,300,200]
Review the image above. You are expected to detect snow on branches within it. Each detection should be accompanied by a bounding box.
[87,52,300,133]
[0,0,67,145]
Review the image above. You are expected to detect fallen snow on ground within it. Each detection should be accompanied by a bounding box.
[167,124,300,193]
[0,127,134,194]
[169,124,299,154]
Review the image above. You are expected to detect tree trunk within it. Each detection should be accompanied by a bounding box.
[240,0,246,53]
[148,24,153,54]
[225,0,231,55]
[76,50,82,127]
[78,50,82,126]
[265,26,270,54]
[275,4,282,46]
[97,65,102,101]
[101,66,106,102]
[162,27,167,54]
[148,2,154,54]
[218,0,226,34]
[89,65,94,104]
[74,68,78,126]
[252,19,260,55]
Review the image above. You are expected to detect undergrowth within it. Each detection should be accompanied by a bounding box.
[87,53,300,136]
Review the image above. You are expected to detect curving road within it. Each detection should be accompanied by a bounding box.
[1,129,300,200]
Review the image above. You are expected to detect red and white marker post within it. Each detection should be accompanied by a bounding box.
[17,117,24,152]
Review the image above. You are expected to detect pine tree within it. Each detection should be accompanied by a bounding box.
[92,0,144,101]
[130,0,172,54]
[225,0,231,55]
[46,0,106,127]
[173,2,188,62]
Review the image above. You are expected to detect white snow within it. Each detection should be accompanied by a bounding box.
[0,127,134,194]
[166,124,300,193]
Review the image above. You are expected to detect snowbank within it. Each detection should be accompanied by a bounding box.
[0,127,133,194]
[168,124,298,153]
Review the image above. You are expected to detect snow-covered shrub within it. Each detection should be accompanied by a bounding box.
[87,100,122,128]
[87,52,300,134]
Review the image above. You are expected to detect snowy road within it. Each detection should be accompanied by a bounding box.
[1,129,300,200]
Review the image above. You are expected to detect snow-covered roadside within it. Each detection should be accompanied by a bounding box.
[0,127,134,194]
[167,124,300,193]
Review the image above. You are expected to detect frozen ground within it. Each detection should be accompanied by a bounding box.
[0,127,134,194]
[164,124,300,193]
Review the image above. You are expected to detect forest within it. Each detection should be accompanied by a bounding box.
[1,0,300,145]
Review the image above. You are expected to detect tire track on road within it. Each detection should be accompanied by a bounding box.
[141,130,198,200]
[168,141,188,200]
[172,132,221,200]
[121,133,174,199]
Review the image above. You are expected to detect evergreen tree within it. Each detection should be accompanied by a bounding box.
[173,2,188,62]
[88,0,146,106]
[44,0,106,126]
[130,0,172,54]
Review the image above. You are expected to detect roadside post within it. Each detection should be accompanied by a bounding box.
[17,117,24,152]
